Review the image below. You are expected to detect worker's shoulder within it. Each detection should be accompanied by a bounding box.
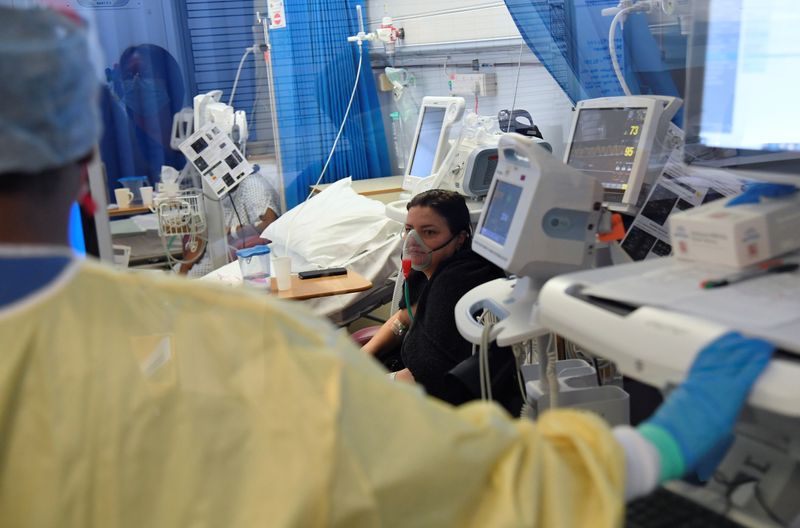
[78,259,251,303]
[77,259,344,349]
[77,259,312,322]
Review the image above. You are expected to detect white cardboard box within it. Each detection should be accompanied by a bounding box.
[669,194,800,268]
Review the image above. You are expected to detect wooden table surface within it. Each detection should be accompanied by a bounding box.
[108,204,152,217]
[269,269,372,301]
[310,175,405,197]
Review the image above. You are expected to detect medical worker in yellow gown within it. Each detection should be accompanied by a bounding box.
[0,6,774,528]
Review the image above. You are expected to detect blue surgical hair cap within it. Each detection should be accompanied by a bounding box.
[0,7,100,175]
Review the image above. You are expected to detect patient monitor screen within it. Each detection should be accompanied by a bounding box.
[408,107,447,177]
[480,181,522,245]
[567,107,647,191]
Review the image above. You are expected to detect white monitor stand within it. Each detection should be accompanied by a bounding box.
[386,96,468,224]
[538,257,800,418]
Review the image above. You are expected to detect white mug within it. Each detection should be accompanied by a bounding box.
[139,186,154,206]
[114,188,134,208]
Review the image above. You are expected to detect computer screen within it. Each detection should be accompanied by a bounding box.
[408,106,447,177]
[696,0,800,152]
[566,107,648,192]
[479,180,523,246]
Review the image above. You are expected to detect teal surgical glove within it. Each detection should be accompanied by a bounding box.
[639,332,774,481]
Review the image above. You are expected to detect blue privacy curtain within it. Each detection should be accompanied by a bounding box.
[503,0,685,111]
[269,0,390,209]
[102,44,188,194]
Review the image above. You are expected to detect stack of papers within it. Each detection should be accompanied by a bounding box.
[584,257,800,351]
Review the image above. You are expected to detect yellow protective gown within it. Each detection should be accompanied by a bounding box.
[0,259,625,527]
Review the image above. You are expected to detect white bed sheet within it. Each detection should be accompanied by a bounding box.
[201,177,402,320]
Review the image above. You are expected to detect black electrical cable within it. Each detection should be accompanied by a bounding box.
[753,483,785,526]
[713,472,753,516]
[592,356,604,386]
[713,472,785,525]
[228,192,244,232]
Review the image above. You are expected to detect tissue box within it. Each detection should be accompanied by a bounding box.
[670,194,800,268]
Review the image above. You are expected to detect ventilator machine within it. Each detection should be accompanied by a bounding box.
[452,0,800,524]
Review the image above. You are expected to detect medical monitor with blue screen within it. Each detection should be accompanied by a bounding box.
[566,108,648,191]
[695,0,800,152]
[408,107,447,177]
[479,181,522,246]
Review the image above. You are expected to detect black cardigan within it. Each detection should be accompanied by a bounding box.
[400,248,522,414]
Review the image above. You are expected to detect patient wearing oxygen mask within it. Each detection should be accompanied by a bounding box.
[362,190,522,414]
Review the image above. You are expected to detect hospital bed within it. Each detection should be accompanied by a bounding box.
[202,177,402,326]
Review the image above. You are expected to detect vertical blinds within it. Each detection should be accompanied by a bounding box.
[184,0,274,155]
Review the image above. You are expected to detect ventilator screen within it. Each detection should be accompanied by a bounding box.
[408,107,447,177]
[480,181,522,245]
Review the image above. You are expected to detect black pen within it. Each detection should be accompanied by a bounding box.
[701,262,799,289]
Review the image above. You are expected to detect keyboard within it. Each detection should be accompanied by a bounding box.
[626,488,745,528]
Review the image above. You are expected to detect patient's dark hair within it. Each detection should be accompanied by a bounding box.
[407,189,472,240]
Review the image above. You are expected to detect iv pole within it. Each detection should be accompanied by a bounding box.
[257,11,287,215]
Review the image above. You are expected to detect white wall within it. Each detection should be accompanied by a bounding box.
[367,0,575,173]
[366,0,518,46]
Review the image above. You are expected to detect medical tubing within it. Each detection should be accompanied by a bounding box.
[285,41,364,253]
[512,342,528,401]
[226,192,249,255]
[307,43,364,199]
[538,333,558,409]
[391,258,412,314]
[228,193,244,231]
[608,7,635,97]
[546,335,558,409]
[403,281,414,323]
[389,269,404,314]
[356,4,365,34]
[478,312,486,399]
[539,338,550,406]
[506,42,525,133]
[479,310,497,401]
[229,47,254,106]
[161,233,207,267]
[483,319,493,400]
[712,473,782,525]
[479,316,488,400]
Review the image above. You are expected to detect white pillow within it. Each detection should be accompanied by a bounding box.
[263,178,397,268]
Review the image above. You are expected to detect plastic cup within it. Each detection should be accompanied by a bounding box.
[272,255,292,291]
[236,245,271,291]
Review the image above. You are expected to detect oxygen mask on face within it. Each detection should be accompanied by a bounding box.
[401,229,455,271]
